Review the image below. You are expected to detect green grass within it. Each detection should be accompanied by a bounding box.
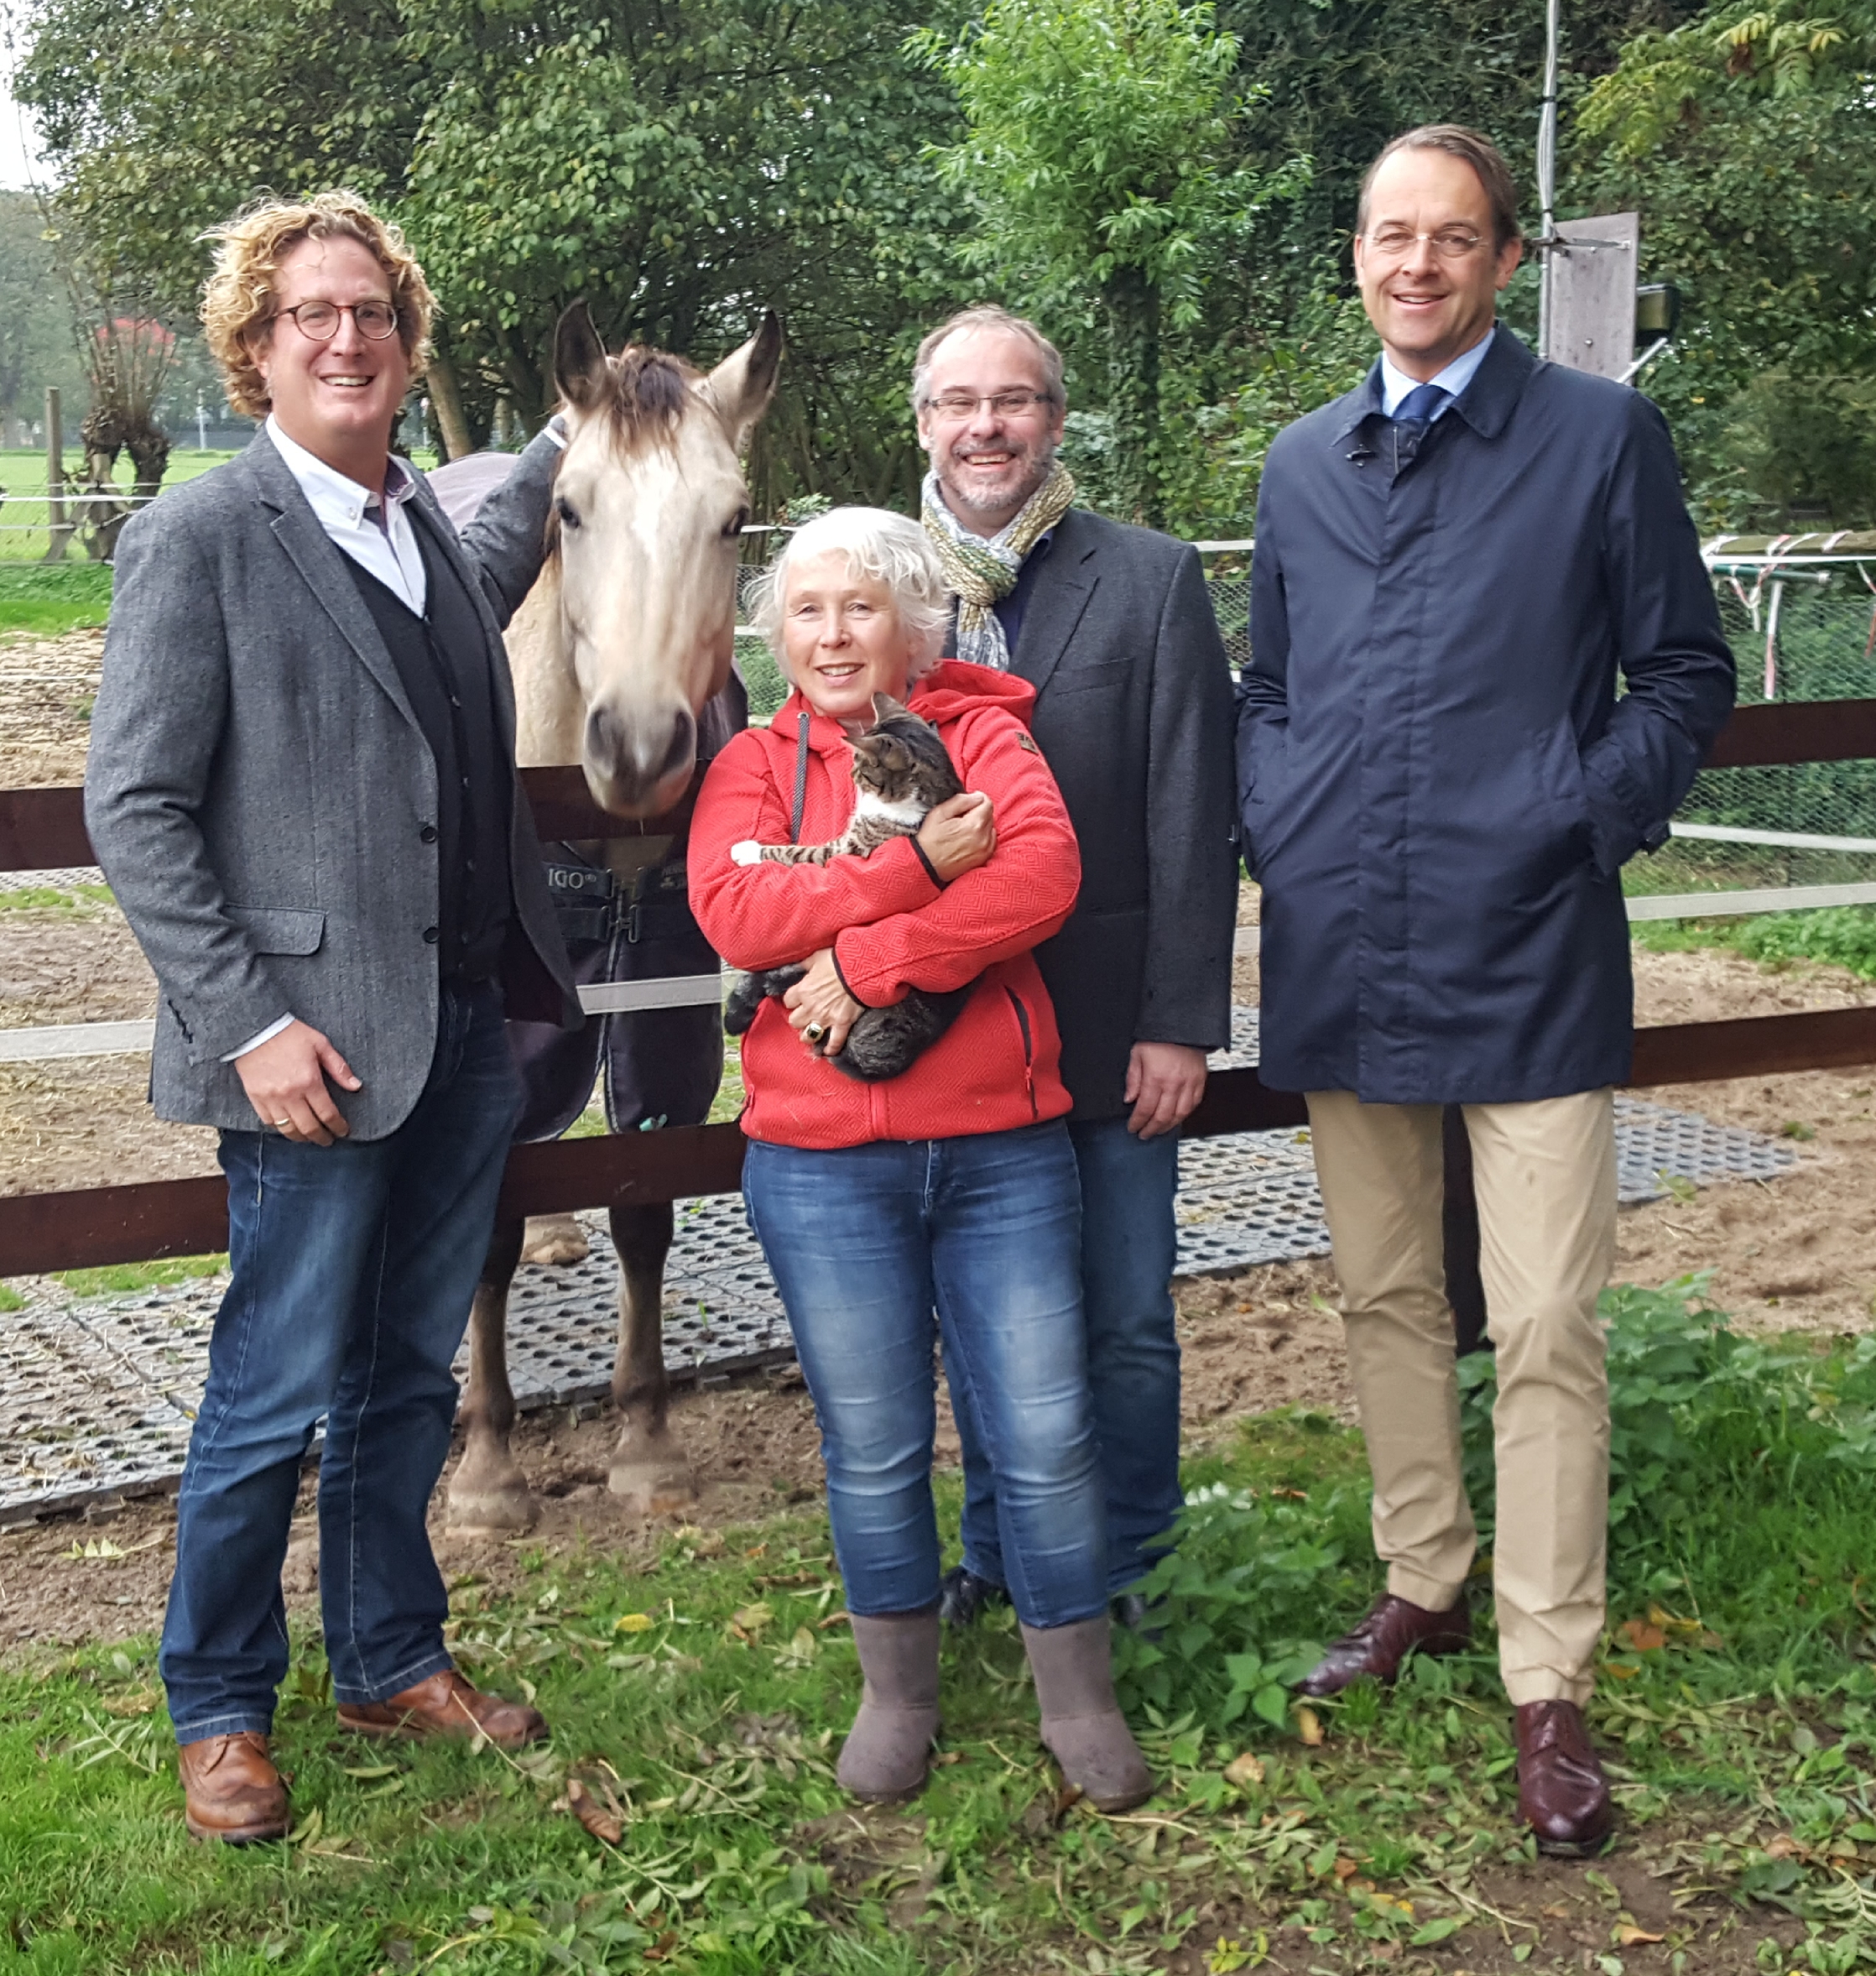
[0,449,247,572]
[0,884,115,913]
[6,1280,1876,1972]
[1634,904,1876,979]
[50,1252,229,1301]
[0,562,116,636]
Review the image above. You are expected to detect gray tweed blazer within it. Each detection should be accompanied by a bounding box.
[85,427,579,1140]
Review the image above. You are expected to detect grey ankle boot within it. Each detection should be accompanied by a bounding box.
[1021,1616,1154,1812]
[839,1608,941,1803]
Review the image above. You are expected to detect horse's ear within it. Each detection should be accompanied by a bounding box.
[554,302,611,414]
[701,310,783,451]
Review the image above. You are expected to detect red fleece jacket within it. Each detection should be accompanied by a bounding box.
[690,661,1081,1150]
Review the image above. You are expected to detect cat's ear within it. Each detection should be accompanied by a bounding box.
[870,691,907,726]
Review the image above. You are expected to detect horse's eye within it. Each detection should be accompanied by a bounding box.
[557,498,581,530]
[722,505,750,540]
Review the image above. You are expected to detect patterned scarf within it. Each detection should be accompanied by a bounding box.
[921,461,1076,670]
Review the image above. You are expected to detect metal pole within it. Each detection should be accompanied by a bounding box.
[41,386,67,564]
[1536,0,1561,357]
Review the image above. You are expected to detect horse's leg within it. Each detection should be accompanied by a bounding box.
[607,1202,696,1515]
[522,1214,590,1266]
[446,1217,540,1534]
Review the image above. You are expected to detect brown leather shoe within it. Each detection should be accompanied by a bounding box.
[336,1669,548,1750]
[177,1731,289,1843]
[1516,1700,1613,1855]
[1295,1591,1472,1697]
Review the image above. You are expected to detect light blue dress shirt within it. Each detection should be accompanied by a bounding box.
[1378,331,1493,420]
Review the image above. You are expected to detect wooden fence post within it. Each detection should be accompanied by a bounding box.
[41,387,73,564]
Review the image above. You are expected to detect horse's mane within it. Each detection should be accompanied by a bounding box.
[602,346,699,451]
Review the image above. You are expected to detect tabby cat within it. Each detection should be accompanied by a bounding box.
[723,692,976,1082]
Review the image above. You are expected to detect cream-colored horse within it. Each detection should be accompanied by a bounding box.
[446,301,780,1534]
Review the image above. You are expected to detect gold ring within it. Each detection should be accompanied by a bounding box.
[804,1022,826,1045]
[274,1118,292,1128]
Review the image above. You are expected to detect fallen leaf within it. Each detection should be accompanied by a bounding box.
[1615,1926,1665,1946]
[931,1750,966,1767]
[1295,1705,1325,1746]
[343,1763,397,1780]
[1333,1856,1359,1881]
[816,1609,852,1630]
[1222,1751,1265,1789]
[613,1613,654,1635]
[1541,1903,1571,1919]
[1618,1619,1667,1653]
[565,1779,623,1845]
[1764,1833,1803,1859]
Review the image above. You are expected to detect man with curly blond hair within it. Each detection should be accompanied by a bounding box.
[86,191,579,1844]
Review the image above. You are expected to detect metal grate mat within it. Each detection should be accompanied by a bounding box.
[0,1009,1801,1519]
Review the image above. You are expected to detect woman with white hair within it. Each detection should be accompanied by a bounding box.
[690,507,1150,1812]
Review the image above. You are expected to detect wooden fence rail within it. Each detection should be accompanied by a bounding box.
[0,696,1873,1280]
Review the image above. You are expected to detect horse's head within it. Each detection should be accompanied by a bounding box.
[549,302,781,817]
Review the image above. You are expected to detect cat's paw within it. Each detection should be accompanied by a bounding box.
[729,841,767,866]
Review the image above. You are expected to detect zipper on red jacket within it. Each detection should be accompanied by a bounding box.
[1004,987,1037,1118]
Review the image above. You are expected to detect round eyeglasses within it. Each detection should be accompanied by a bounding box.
[277,300,402,341]
[1363,225,1488,261]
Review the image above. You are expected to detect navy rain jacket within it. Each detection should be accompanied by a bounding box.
[1238,325,1735,1105]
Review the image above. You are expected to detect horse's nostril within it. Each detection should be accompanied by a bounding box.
[657,707,696,781]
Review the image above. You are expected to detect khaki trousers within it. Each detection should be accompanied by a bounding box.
[1305,1089,1616,1705]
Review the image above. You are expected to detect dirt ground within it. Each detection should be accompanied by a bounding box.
[0,628,104,789]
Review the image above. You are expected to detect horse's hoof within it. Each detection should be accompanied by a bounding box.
[607,1461,696,1519]
[445,1489,540,1537]
[446,1457,540,1535]
[521,1214,590,1268]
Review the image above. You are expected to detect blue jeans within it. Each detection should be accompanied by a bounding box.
[955,1114,1183,1595]
[160,982,521,1743]
[742,1123,1107,1629]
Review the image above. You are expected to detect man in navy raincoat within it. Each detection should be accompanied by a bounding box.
[1238,125,1733,1853]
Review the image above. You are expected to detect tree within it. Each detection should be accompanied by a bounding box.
[915,0,1305,528]
[14,0,970,508]
[1572,70,1876,525]
[0,191,88,444]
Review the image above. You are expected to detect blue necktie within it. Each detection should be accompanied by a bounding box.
[1390,382,1449,469]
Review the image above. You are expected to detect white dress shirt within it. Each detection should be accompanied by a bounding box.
[265,415,427,613]
[1379,331,1493,420]
[225,425,429,1065]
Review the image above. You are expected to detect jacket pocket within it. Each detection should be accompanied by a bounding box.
[227,905,326,955]
[1003,986,1038,1118]
[1048,659,1129,697]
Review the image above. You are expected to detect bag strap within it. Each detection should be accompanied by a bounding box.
[789,707,810,844]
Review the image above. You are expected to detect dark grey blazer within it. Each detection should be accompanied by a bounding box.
[85,427,579,1140]
[1003,508,1240,1120]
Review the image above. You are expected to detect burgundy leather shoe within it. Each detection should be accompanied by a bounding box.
[1516,1700,1613,1854]
[177,1731,289,1843]
[336,1670,548,1750]
[1295,1591,1472,1697]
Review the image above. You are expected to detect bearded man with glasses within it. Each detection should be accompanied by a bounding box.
[1238,127,1733,1851]
[912,306,1239,1655]
[86,192,579,1843]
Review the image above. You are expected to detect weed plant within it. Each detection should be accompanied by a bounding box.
[6,1281,1876,1972]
